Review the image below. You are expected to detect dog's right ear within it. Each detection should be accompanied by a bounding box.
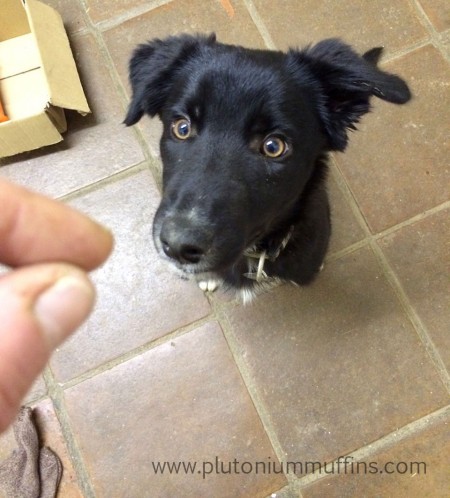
[287,39,411,151]
[124,34,216,126]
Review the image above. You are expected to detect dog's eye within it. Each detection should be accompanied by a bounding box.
[261,136,288,158]
[171,118,191,140]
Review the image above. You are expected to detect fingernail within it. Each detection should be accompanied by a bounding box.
[34,275,95,348]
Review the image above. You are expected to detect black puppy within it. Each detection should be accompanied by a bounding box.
[125,34,410,303]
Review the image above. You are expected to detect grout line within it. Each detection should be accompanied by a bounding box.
[409,0,450,62]
[266,481,303,498]
[328,158,373,234]
[25,372,53,406]
[410,0,438,33]
[331,159,450,394]
[380,38,431,64]
[296,403,450,488]
[42,367,97,498]
[329,158,450,242]
[334,159,450,393]
[93,32,164,191]
[433,36,450,65]
[370,240,450,393]
[70,25,90,37]
[77,0,164,192]
[373,200,450,240]
[242,0,277,49]
[216,311,297,488]
[56,161,149,202]
[325,239,369,263]
[94,0,175,32]
[58,312,216,390]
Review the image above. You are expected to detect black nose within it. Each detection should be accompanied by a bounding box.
[159,217,210,265]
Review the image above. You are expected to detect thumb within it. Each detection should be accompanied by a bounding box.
[0,264,95,432]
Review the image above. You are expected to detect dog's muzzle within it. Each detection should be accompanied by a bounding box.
[159,216,212,266]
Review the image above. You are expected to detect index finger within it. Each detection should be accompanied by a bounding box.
[0,179,113,270]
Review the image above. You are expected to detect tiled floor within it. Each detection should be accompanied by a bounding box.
[1,1,449,497]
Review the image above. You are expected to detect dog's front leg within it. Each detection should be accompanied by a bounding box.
[197,279,220,292]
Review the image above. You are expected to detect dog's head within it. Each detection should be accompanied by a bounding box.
[125,34,410,276]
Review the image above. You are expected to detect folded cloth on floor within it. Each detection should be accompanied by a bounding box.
[0,407,62,498]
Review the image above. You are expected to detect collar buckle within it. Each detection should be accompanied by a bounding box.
[243,226,293,282]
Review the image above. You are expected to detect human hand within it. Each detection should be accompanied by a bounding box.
[0,179,113,432]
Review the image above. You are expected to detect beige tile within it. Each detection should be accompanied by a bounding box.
[50,169,211,381]
[379,208,450,371]
[103,0,264,87]
[223,247,448,469]
[64,322,286,497]
[85,0,155,24]
[45,0,88,33]
[417,0,450,31]
[335,45,450,233]
[24,376,47,404]
[302,410,450,497]
[253,0,428,53]
[327,169,366,254]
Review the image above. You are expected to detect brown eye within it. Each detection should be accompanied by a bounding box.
[261,136,288,158]
[171,118,191,140]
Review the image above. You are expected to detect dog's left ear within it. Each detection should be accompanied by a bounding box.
[287,39,411,151]
[124,33,216,126]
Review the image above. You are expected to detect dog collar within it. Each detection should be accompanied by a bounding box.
[243,226,294,282]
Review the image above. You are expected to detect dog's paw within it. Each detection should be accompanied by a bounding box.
[198,279,220,292]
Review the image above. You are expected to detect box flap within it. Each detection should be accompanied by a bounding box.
[0,33,40,80]
[0,0,30,41]
[0,112,63,157]
[24,0,90,114]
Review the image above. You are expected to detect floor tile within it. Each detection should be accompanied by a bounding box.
[253,0,428,53]
[302,410,450,498]
[85,0,155,25]
[46,0,88,33]
[32,400,83,498]
[335,44,450,233]
[1,1,448,496]
[417,0,450,31]
[0,399,83,498]
[63,322,286,497]
[101,0,265,155]
[223,246,448,470]
[103,0,264,86]
[267,485,299,498]
[50,169,211,382]
[24,375,47,404]
[0,33,144,198]
[440,30,450,61]
[379,208,450,371]
[327,169,366,255]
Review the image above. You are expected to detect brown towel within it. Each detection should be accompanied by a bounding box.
[0,407,62,498]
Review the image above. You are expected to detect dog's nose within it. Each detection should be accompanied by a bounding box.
[160,218,210,265]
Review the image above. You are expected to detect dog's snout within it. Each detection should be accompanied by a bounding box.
[161,238,204,264]
[160,217,211,265]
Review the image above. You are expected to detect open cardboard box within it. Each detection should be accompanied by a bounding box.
[0,0,90,158]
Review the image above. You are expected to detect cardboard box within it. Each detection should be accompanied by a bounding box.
[0,0,90,158]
